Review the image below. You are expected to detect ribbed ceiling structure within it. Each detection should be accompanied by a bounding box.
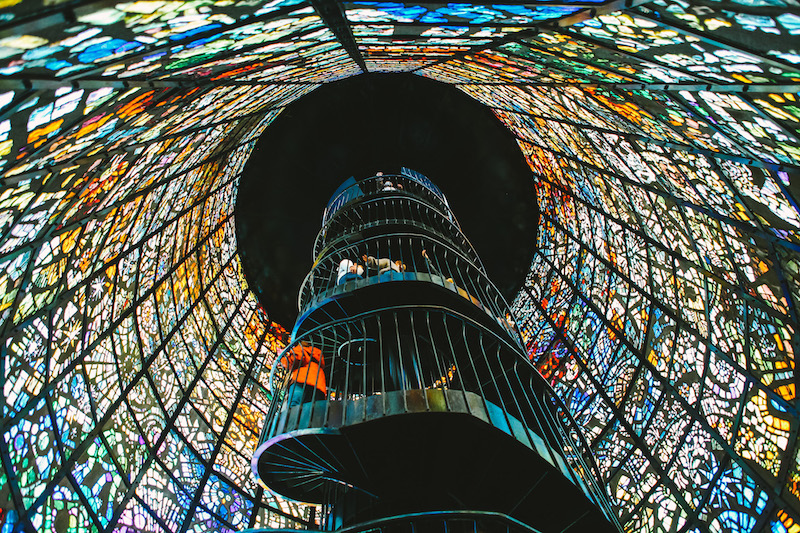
[0,1,798,532]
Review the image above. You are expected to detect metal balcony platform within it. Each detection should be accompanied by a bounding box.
[252,390,616,533]
[294,273,518,345]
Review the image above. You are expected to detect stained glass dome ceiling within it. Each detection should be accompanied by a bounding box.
[0,1,798,533]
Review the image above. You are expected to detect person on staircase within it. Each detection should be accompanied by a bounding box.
[362,254,406,277]
[282,341,327,407]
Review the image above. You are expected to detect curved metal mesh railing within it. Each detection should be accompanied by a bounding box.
[322,174,454,228]
[298,232,517,339]
[549,398,621,526]
[255,306,617,526]
[399,167,448,203]
[314,195,477,263]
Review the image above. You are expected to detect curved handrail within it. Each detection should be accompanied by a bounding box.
[400,166,448,203]
[315,217,479,267]
[322,174,454,227]
[548,394,623,529]
[270,302,526,420]
[296,272,518,343]
[298,230,508,316]
[314,194,474,262]
[242,510,544,533]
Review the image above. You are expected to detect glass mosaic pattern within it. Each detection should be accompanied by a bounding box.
[0,1,798,532]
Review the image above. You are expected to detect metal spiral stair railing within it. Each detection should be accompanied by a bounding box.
[296,231,518,342]
[321,174,454,229]
[314,195,476,263]
[243,509,553,533]
[254,304,620,531]
[252,170,621,533]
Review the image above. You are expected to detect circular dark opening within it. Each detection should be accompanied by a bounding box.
[236,73,538,327]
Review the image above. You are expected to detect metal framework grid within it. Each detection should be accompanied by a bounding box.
[0,1,797,532]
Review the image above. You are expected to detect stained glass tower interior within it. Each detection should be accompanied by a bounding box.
[0,2,798,533]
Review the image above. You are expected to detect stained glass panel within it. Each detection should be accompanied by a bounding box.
[2,1,800,532]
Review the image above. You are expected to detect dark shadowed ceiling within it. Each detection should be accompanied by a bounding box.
[236,73,538,325]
